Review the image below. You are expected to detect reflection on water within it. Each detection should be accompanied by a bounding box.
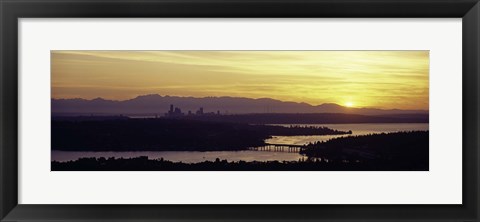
[52,150,305,163]
[266,123,428,145]
[52,123,428,163]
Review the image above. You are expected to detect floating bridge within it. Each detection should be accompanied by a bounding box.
[249,143,305,153]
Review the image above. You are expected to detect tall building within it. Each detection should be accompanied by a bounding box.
[174,107,182,114]
[166,104,184,117]
[196,107,204,115]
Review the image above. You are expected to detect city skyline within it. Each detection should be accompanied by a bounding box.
[51,50,429,110]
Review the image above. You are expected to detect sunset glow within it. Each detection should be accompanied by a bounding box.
[345,102,354,107]
[51,51,429,110]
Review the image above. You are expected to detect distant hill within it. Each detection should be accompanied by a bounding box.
[52,94,428,116]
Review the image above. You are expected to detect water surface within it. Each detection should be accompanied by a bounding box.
[52,150,305,163]
[266,123,428,145]
[52,123,428,163]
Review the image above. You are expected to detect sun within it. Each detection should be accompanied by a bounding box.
[345,101,354,107]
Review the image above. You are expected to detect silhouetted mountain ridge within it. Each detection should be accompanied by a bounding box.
[52,94,428,116]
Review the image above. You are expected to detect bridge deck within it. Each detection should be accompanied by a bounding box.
[265,143,305,148]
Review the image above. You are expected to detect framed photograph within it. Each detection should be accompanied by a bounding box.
[50,50,430,172]
[1,0,479,221]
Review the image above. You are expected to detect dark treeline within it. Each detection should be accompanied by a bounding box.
[52,112,428,124]
[176,113,428,124]
[301,131,429,170]
[51,155,427,171]
[52,115,130,121]
[257,124,350,136]
[52,118,350,151]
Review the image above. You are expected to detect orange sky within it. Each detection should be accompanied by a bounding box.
[51,51,429,110]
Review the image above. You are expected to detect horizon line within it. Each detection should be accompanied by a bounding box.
[51,94,429,112]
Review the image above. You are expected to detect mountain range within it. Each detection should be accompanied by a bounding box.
[51,94,428,116]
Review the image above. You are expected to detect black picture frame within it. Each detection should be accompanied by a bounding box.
[1,0,479,221]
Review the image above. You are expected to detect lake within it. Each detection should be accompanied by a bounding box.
[266,123,429,145]
[51,123,428,163]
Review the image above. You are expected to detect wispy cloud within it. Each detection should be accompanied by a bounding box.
[51,50,429,110]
